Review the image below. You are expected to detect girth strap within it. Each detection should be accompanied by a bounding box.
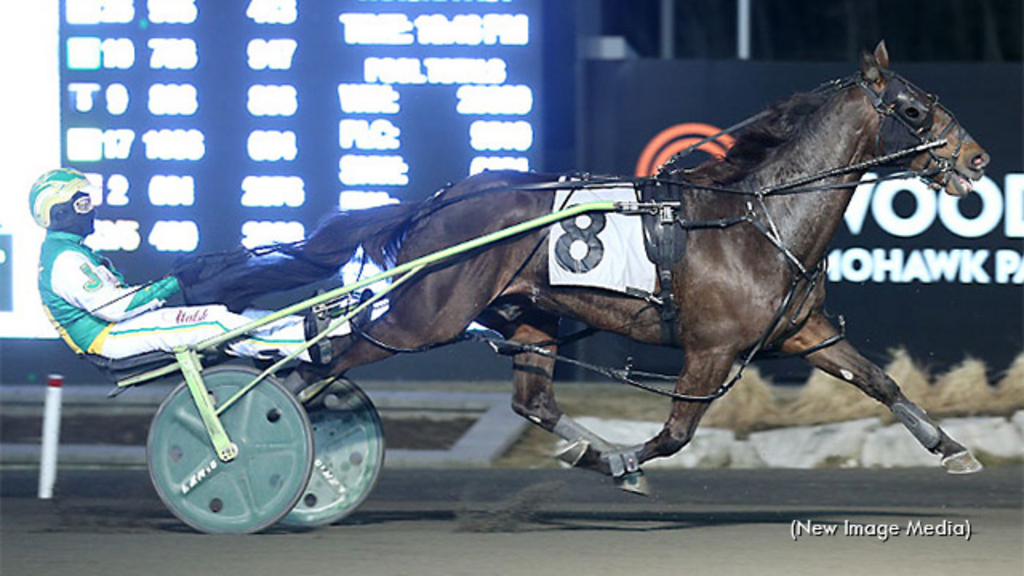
[640,184,686,347]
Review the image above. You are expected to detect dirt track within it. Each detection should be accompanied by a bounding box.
[1,466,1021,576]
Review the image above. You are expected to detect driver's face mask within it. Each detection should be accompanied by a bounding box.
[50,192,96,237]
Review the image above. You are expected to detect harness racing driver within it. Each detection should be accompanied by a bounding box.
[30,167,333,365]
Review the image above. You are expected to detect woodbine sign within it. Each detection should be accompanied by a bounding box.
[828,172,1024,285]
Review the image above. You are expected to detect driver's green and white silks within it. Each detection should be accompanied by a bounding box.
[99,305,310,361]
[38,230,181,354]
[38,230,312,360]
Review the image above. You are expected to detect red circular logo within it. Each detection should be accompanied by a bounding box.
[635,123,735,177]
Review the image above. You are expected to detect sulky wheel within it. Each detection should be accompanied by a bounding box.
[281,377,385,527]
[147,365,313,534]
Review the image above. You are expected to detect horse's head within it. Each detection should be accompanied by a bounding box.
[859,41,989,196]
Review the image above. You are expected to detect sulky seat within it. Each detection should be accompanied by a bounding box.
[82,350,180,383]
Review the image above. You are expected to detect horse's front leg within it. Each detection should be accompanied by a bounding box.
[782,312,982,473]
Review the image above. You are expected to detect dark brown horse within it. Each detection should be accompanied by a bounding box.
[195,42,990,490]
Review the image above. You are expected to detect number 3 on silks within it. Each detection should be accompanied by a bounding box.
[554,213,606,273]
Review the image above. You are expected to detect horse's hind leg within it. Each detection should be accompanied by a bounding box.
[487,308,642,486]
[781,312,982,473]
[635,347,736,463]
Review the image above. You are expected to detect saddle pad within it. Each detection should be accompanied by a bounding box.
[548,187,656,294]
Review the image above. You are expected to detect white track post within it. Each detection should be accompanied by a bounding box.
[38,374,63,499]
[737,0,751,60]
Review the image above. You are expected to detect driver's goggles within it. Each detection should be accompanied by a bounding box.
[71,194,94,214]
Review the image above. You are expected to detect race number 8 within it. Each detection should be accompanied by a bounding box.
[555,213,606,273]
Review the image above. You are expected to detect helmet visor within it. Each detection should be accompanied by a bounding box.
[71,193,93,215]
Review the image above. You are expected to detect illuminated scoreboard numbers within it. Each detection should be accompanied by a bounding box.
[241,176,305,208]
[247,39,297,71]
[456,85,533,115]
[468,118,533,173]
[243,1,304,247]
[339,12,528,46]
[66,127,135,162]
[105,173,130,206]
[148,175,195,206]
[86,219,142,252]
[67,82,130,115]
[469,156,530,176]
[241,220,305,249]
[66,36,135,70]
[336,6,537,208]
[65,0,198,25]
[69,149,130,211]
[148,83,198,115]
[65,0,134,24]
[246,0,298,25]
[147,38,198,70]
[148,0,199,25]
[63,3,209,255]
[416,13,529,46]
[142,129,205,161]
[247,84,298,117]
[470,120,533,152]
[59,1,542,261]
[149,220,200,252]
[247,130,297,162]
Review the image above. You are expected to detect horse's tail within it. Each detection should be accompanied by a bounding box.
[185,203,417,311]
[295,202,414,270]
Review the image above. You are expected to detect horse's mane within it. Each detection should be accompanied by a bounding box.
[681,91,831,186]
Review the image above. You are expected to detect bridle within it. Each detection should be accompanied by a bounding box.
[854,69,969,190]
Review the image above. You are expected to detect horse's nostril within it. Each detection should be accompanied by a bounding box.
[971,151,990,169]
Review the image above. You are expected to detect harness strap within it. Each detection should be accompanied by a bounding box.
[644,190,683,347]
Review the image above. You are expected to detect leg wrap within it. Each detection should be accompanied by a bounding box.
[892,400,941,451]
[604,444,644,477]
[552,415,614,453]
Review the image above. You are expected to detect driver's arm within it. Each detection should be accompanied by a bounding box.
[50,250,181,322]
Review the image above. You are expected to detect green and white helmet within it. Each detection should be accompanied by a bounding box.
[29,168,90,228]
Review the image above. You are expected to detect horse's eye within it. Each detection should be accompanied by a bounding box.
[905,107,921,119]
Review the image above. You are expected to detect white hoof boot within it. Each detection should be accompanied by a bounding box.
[615,471,649,496]
[942,450,983,474]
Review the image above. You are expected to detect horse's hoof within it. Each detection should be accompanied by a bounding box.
[614,471,649,496]
[942,450,983,474]
[554,439,590,467]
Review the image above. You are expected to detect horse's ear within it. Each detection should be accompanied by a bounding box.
[860,49,880,83]
[874,40,890,70]
[860,40,889,84]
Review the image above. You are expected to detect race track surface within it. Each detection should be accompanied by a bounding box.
[1,466,1021,576]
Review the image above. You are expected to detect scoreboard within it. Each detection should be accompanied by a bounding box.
[59,0,543,274]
